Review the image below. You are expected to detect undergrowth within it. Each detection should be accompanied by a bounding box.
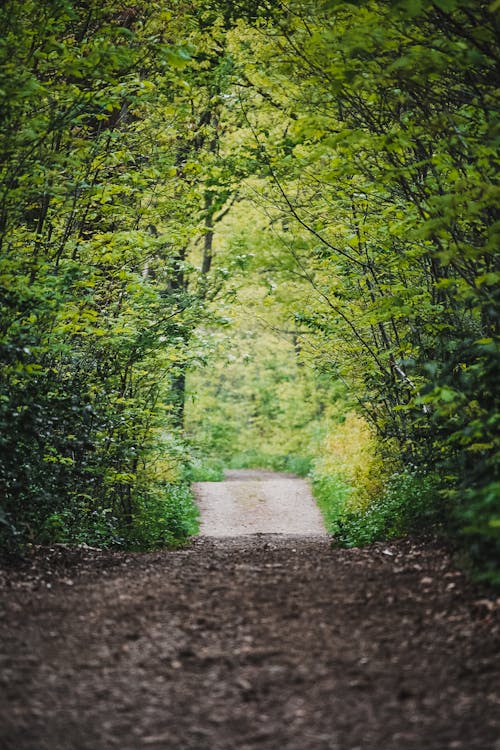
[313,467,443,548]
[187,456,226,482]
[229,450,313,477]
[1,481,199,554]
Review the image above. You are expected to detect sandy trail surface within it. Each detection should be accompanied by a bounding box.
[193,469,327,536]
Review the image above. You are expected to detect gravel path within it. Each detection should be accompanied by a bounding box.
[193,469,327,536]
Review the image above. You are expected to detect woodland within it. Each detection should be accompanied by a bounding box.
[0,0,498,582]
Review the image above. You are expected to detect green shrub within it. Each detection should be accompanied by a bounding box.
[328,468,443,547]
[310,472,354,532]
[456,481,500,586]
[39,504,125,549]
[124,483,199,551]
[229,450,312,477]
[19,481,199,552]
[282,454,313,477]
[187,456,225,482]
[311,463,443,546]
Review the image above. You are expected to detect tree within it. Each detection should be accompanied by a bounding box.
[224,0,499,573]
[0,0,202,548]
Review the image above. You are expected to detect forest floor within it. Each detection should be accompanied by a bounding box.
[1,472,499,750]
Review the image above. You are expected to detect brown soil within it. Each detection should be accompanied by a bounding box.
[1,534,499,750]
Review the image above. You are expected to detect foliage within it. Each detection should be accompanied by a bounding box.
[327,468,444,548]
[187,456,226,483]
[0,0,498,580]
[229,451,313,477]
[311,413,384,510]
[0,0,208,551]
[184,257,341,478]
[124,483,200,551]
[456,481,500,585]
[222,0,499,578]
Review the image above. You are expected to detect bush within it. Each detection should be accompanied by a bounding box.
[39,503,125,549]
[187,456,226,482]
[327,468,443,547]
[25,481,200,552]
[310,472,354,532]
[312,413,384,512]
[123,483,200,551]
[456,481,500,586]
[228,450,313,477]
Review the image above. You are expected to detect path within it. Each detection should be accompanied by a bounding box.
[0,473,499,749]
[193,469,327,536]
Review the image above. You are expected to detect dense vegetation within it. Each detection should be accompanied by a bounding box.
[1,1,498,581]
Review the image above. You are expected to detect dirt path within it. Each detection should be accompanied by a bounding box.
[0,476,499,749]
[193,469,327,536]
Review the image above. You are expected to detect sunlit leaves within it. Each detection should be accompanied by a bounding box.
[0,0,205,549]
[221,0,499,572]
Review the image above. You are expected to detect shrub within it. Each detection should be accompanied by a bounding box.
[329,468,443,547]
[310,472,354,532]
[312,413,384,512]
[187,456,226,482]
[456,481,500,586]
[228,450,313,477]
[123,483,200,551]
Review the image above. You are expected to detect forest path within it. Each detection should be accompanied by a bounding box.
[193,469,327,536]
[1,534,499,749]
